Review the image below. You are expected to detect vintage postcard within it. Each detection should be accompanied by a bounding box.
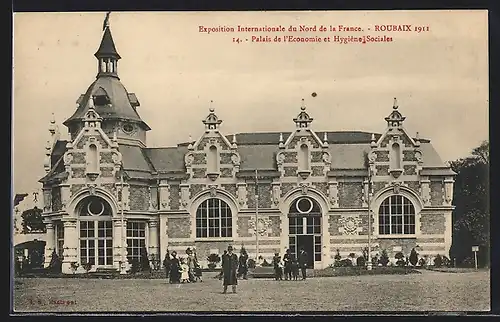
[12,10,489,313]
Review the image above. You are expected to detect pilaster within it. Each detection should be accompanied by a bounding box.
[61,220,78,274]
[112,218,129,272]
[328,180,339,208]
[60,183,70,210]
[420,178,431,207]
[237,183,248,208]
[44,223,55,267]
[148,220,159,258]
[180,184,190,210]
[159,182,170,210]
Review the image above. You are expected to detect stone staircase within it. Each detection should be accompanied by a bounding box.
[87,267,120,278]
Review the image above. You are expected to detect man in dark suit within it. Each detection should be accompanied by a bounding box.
[298,247,308,280]
[221,245,239,294]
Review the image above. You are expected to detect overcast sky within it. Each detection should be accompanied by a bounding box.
[13,10,488,194]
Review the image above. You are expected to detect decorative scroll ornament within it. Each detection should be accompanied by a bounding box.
[299,183,309,195]
[338,215,362,235]
[209,185,217,197]
[368,151,377,163]
[322,152,331,164]
[276,152,285,165]
[415,150,423,163]
[231,153,240,166]
[88,183,97,196]
[184,153,194,167]
[392,182,401,194]
[248,217,271,237]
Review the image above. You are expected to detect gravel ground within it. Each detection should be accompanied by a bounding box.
[12,269,490,313]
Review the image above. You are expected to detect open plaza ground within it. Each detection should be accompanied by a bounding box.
[12,269,490,313]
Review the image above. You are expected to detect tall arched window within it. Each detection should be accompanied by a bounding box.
[391,143,401,169]
[378,195,415,235]
[87,144,99,173]
[78,196,113,266]
[207,145,218,173]
[196,198,232,238]
[299,144,310,171]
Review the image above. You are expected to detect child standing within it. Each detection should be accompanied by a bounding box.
[179,258,190,283]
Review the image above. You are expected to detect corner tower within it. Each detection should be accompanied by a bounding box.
[63,13,151,147]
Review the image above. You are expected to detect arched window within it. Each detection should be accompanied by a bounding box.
[196,198,232,238]
[77,196,113,266]
[299,144,310,171]
[391,143,401,169]
[207,145,218,173]
[87,144,99,173]
[378,195,415,235]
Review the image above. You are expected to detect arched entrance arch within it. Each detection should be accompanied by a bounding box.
[280,188,330,269]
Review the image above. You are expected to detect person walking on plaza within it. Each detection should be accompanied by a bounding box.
[282,249,294,281]
[169,251,181,284]
[273,252,283,281]
[221,245,238,294]
[186,248,196,282]
[163,250,171,279]
[237,247,249,280]
[298,247,308,280]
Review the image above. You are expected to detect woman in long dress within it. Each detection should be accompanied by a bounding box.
[169,251,181,284]
[221,245,239,294]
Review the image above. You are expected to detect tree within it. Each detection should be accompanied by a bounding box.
[449,140,489,267]
[409,248,418,266]
[21,207,46,233]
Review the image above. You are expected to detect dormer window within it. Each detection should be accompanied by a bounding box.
[94,95,110,106]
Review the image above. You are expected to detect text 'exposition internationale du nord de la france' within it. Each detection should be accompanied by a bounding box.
[198,24,431,44]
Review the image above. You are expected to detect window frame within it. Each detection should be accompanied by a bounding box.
[377,195,416,236]
[195,198,233,239]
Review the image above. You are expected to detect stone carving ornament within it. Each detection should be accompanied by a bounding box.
[338,215,362,235]
[231,153,240,166]
[248,217,272,237]
[184,153,194,167]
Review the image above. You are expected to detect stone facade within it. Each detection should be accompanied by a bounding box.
[38,22,456,273]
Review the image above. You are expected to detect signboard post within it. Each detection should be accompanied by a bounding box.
[472,246,479,269]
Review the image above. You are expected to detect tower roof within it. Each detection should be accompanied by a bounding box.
[94,26,121,60]
[63,76,150,130]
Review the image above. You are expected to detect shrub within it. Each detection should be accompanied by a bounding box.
[409,248,418,266]
[379,249,389,267]
[418,258,426,267]
[129,259,140,274]
[334,249,341,261]
[434,254,443,268]
[356,256,366,267]
[207,253,221,264]
[362,247,369,260]
[349,253,356,259]
[462,256,475,268]
[70,262,79,274]
[48,250,62,274]
[82,262,92,273]
[261,259,273,267]
[339,259,353,267]
[247,258,256,269]
[395,252,404,260]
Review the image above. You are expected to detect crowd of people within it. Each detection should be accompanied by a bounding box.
[163,245,309,293]
[272,248,309,281]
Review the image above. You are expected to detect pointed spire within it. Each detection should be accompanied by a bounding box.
[232,134,237,144]
[203,100,222,131]
[88,95,95,109]
[371,133,377,147]
[393,97,398,110]
[301,98,306,111]
[415,131,421,146]
[385,97,405,127]
[323,132,328,144]
[95,12,120,78]
[294,98,313,129]
[279,132,284,143]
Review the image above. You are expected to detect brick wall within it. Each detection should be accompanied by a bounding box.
[167,217,191,238]
[76,136,89,149]
[237,216,252,237]
[284,152,298,163]
[401,134,413,147]
[100,152,113,163]
[220,168,232,178]
[329,214,342,236]
[313,182,328,198]
[284,166,297,177]
[221,184,237,199]
[377,238,417,257]
[220,153,233,165]
[359,213,374,236]
[281,183,295,197]
[101,167,114,177]
[375,151,389,162]
[311,166,324,176]
[129,186,150,210]
[372,182,387,196]
[338,182,363,208]
[72,152,86,164]
[376,165,389,176]
[193,168,206,178]
[268,215,281,237]
[247,183,272,208]
[150,187,158,210]
[404,165,417,176]
[51,187,62,211]
[420,214,446,234]
[72,168,85,178]
[406,181,420,194]
[101,183,116,196]
[194,241,235,263]
[193,153,206,165]
[96,136,109,149]
[430,181,443,206]
[189,184,205,198]
[169,185,180,210]
[70,184,86,197]
[311,151,323,162]
[403,150,416,161]
[197,137,230,150]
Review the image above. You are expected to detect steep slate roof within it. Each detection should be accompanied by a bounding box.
[94,26,121,59]
[64,77,150,129]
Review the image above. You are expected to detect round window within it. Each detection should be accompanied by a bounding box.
[122,123,134,133]
[296,197,313,214]
[87,200,105,216]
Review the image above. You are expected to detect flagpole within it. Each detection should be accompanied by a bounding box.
[255,169,259,262]
[120,166,126,274]
[367,164,373,271]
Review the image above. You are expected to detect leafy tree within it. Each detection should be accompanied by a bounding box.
[449,140,489,267]
[21,207,46,233]
[378,249,389,267]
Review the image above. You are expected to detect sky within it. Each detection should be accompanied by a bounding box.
[13,10,489,195]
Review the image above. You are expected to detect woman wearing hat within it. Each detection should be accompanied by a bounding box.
[221,245,239,294]
[169,251,181,284]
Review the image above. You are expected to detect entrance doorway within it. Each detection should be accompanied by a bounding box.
[288,196,322,269]
[296,235,314,268]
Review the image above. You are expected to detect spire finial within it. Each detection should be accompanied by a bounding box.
[393,97,398,110]
[209,100,214,113]
[323,132,328,143]
[189,134,193,142]
[89,96,95,109]
[416,131,420,140]
[232,134,237,144]
[279,132,284,143]
[301,98,306,111]
[103,11,111,31]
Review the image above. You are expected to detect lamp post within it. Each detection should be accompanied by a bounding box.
[255,169,259,262]
[367,164,373,271]
[120,166,126,274]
